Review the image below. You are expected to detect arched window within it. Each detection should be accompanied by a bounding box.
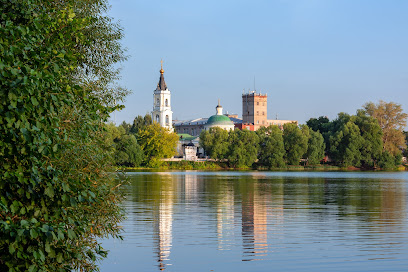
[156,115,160,123]
[156,98,160,106]
[166,115,169,125]
[165,99,168,107]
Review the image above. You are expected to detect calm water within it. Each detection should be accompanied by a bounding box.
[100,171,408,272]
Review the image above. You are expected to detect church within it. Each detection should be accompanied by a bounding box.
[151,61,297,137]
[151,61,173,130]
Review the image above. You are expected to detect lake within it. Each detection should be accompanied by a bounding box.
[100,171,408,272]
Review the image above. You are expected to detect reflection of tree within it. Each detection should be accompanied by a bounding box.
[125,172,407,268]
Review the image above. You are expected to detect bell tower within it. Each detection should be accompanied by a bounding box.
[151,60,173,130]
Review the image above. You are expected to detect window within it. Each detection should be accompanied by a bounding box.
[156,98,160,106]
[257,102,259,105]
[166,115,169,125]
[262,112,265,115]
[256,111,259,115]
[165,99,168,107]
[257,120,259,124]
[156,115,160,123]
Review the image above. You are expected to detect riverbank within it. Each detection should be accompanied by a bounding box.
[122,161,408,171]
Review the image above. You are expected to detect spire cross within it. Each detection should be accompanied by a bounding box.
[160,59,164,74]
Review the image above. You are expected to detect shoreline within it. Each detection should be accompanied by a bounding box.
[120,161,408,172]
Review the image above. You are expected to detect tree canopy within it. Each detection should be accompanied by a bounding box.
[363,101,408,155]
[1,0,127,271]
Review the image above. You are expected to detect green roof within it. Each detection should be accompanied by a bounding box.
[206,115,234,126]
[177,133,197,141]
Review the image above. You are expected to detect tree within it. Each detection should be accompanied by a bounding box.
[104,124,144,167]
[283,123,309,165]
[306,116,330,134]
[363,101,408,155]
[305,129,325,165]
[114,135,144,167]
[403,131,408,158]
[329,121,364,167]
[138,123,179,167]
[199,127,230,160]
[257,126,286,168]
[130,114,153,135]
[353,111,383,168]
[1,1,126,271]
[226,130,259,168]
[119,121,132,134]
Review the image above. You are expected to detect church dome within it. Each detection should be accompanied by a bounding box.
[206,114,234,126]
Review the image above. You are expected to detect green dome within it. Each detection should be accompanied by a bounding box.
[206,115,234,126]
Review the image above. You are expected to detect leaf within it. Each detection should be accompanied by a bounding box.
[67,229,76,239]
[31,97,39,106]
[30,228,38,239]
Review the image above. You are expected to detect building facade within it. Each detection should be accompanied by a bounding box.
[242,91,297,130]
[204,101,235,131]
[152,61,173,130]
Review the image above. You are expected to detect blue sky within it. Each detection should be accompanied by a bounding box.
[109,0,408,125]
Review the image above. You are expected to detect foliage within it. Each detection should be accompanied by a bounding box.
[305,129,325,165]
[0,0,127,271]
[226,129,259,168]
[104,123,144,167]
[363,100,408,156]
[403,131,408,158]
[329,120,364,167]
[306,116,330,134]
[114,135,144,167]
[138,123,179,167]
[353,111,383,168]
[257,125,286,168]
[199,128,230,160]
[130,114,152,135]
[283,123,309,165]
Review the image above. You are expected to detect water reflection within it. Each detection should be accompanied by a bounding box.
[116,172,408,272]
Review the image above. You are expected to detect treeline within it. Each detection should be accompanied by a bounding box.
[200,101,408,169]
[105,114,178,167]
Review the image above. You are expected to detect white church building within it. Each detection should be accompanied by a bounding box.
[151,61,173,130]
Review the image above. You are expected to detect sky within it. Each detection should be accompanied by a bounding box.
[108,0,408,125]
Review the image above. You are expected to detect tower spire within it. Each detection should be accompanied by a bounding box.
[157,59,167,90]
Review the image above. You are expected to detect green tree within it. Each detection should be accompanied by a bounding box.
[329,121,364,167]
[306,116,330,134]
[403,131,408,158]
[305,129,325,165]
[353,111,383,168]
[199,127,230,160]
[226,130,259,168]
[115,134,144,167]
[119,121,132,134]
[138,123,179,167]
[0,1,127,271]
[257,126,286,168]
[104,124,144,167]
[363,101,408,155]
[130,114,153,135]
[283,123,309,165]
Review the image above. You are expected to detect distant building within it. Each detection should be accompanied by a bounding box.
[151,60,173,130]
[174,101,236,136]
[242,91,296,130]
[204,101,235,131]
